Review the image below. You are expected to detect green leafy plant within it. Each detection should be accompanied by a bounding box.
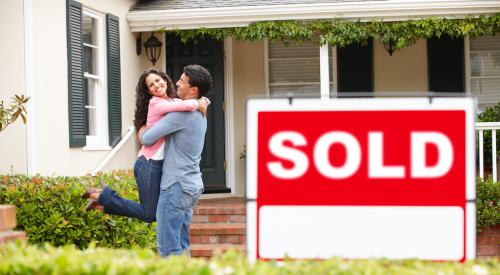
[477,102,500,168]
[163,14,500,52]
[477,177,500,230]
[0,94,30,132]
[0,170,156,250]
[0,242,499,274]
[240,145,246,160]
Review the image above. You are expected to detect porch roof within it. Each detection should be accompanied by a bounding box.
[127,0,500,32]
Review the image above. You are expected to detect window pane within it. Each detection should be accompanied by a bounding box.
[268,41,333,95]
[471,52,500,77]
[85,78,97,136]
[83,15,97,45]
[269,58,321,83]
[83,46,98,74]
[470,34,500,108]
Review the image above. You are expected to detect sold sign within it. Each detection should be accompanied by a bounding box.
[246,97,476,261]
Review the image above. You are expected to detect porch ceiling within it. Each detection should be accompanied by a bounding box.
[127,0,500,32]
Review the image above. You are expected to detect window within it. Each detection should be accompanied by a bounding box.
[67,0,121,149]
[469,35,500,111]
[267,41,334,97]
[82,9,108,149]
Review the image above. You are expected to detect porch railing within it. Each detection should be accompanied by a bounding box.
[476,122,500,182]
[90,126,135,176]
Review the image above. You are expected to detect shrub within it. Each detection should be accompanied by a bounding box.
[477,102,500,168]
[477,177,500,230]
[0,170,156,249]
[0,94,29,132]
[0,242,498,274]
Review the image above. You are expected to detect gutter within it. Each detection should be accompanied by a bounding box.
[127,0,500,31]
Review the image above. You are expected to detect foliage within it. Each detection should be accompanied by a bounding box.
[240,145,246,160]
[477,102,500,168]
[0,242,498,274]
[164,14,500,52]
[477,177,500,230]
[0,170,156,250]
[0,94,29,132]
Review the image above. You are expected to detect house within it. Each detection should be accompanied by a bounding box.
[1,0,500,198]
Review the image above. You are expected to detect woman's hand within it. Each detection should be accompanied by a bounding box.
[137,125,149,144]
[197,97,211,117]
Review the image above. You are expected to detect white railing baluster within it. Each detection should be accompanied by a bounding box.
[91,126,136,176]
[493,129,497,182]
[479,130,484,179]
[476,122,500,182]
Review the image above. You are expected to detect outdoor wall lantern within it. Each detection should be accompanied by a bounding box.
[143,32,163,65]
[383,39,396,56]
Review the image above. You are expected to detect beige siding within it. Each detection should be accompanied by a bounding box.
[374,39,428,95]
[0,0,27,174]
[10,0,141,176]
[232,40,267,195]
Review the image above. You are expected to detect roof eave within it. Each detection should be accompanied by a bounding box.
[127,0,500,32]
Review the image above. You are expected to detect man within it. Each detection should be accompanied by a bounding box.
[139,64,212,256]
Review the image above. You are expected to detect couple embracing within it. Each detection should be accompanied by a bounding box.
[83,64,213,257]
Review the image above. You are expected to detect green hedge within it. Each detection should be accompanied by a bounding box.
[0,171,155,249]
[0,242,498,274]
[477,177,500,230]
[0,171,499,250]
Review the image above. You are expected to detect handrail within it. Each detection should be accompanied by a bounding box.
[476,122,500,182]
[90,126,136,176]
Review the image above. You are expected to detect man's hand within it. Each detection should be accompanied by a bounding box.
[138,125,150,144]
[197,97,211,117]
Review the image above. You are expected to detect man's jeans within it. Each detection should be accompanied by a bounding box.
[156,182,202,257]
[98,156,162,223]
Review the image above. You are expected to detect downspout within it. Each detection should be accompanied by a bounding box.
[24,0,36,175]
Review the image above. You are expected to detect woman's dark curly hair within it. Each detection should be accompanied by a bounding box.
[133,68,175,131]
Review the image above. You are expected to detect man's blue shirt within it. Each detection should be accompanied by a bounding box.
[141,111,207,194]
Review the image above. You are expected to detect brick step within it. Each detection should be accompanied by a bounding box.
[0,205,17,231]
[190,223,245,236]
[0,231,26,244]
[191,234,245,245]
[193,204,245,215]
[190,244,245,257]
[192,213,245,223]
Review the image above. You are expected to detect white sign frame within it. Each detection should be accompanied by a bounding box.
[246,97,476,261]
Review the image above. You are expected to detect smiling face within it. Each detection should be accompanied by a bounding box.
[175,73,198,100]
[145,73,169,99]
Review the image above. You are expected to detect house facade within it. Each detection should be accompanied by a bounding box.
[1,0,500,196]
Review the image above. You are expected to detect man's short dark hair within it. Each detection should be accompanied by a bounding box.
[183,64,213,98]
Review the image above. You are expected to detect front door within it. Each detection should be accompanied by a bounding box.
[165,34,228,193]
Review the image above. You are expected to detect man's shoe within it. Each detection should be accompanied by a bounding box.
[81,188,99,199]
[85,200,103,211]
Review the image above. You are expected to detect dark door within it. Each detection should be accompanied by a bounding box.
[165,34,228,193]
[427,36,464,93]
[337,38,374,97]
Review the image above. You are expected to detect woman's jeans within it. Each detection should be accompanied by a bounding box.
[98,156,162,223]
[156,182,202,257]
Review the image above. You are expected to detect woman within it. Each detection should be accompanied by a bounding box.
[82,68,209,222]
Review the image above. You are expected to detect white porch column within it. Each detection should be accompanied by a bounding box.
[320,43,330,99]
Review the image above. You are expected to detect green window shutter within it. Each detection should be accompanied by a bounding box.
[66,0,86,147]
[106,14,122,146]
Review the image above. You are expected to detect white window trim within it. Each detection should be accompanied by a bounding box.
[265,40,336,97]
[82,8,110,151]
[465,34,500,112]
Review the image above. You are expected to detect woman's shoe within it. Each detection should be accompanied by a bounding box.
[81,188,100,199]
[99,179,108,189]
[85,200,103,211]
